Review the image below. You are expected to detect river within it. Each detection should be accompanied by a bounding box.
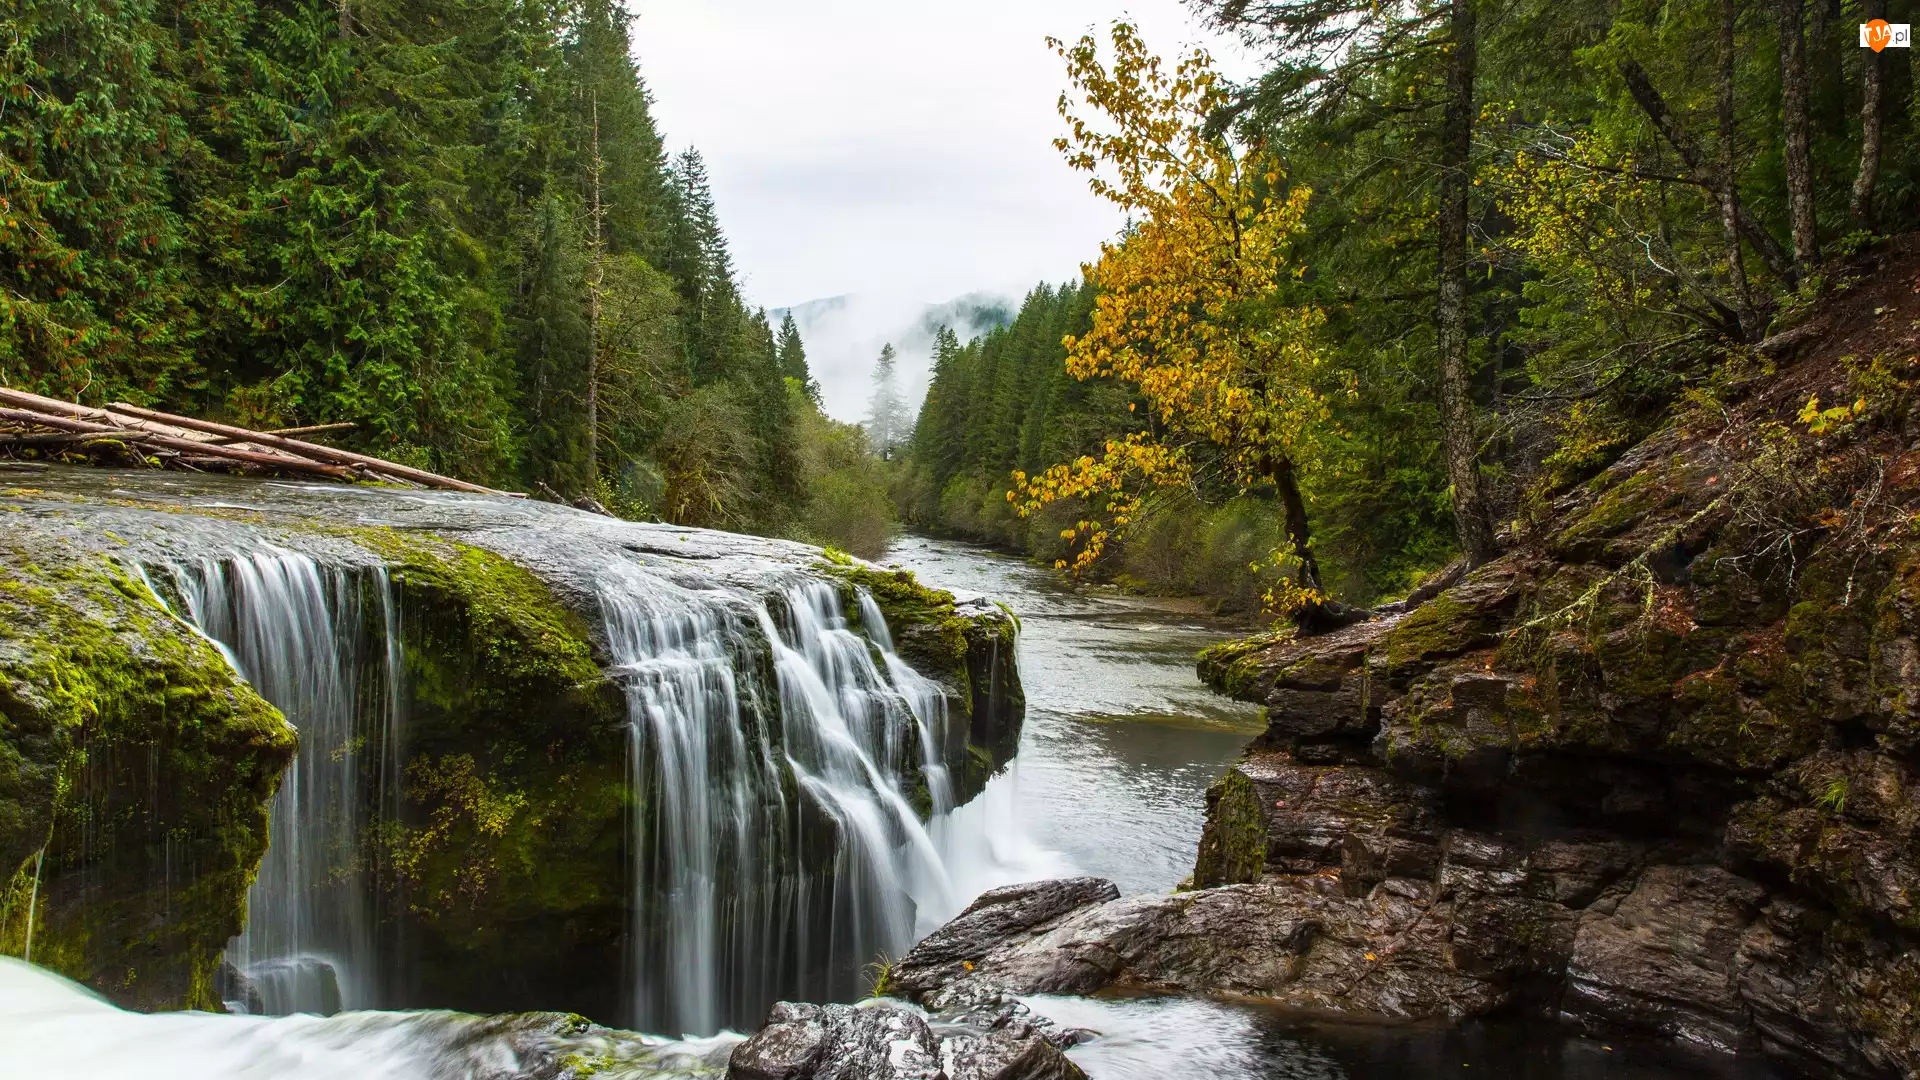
[887,533,1267,895]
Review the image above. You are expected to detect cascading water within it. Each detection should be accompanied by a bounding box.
[153,551,402,1015]
[602,568,992,1036]
[140,541,1042,1031]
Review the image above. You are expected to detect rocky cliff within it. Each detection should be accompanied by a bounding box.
[0,466,1023,1017]
[884,241,1920,1078]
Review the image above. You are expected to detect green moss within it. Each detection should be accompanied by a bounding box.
[828,562,972,671]
[1381,593,1483,673]
[348,530,604,695]
[335,533,630,1000]
[1197,631,1291,701]
[1190,767,1266,888]
[1552,468,1681,555]
[0,547,295,1010]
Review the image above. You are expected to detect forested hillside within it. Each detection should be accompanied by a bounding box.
[0,0,889,545]
[906,3,1918,615]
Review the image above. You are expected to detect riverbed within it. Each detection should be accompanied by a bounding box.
[0,516,1788,1079]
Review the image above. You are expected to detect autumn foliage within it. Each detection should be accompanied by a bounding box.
[1012,24,1332,611]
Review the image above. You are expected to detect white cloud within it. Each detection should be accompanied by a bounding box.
[629,1,1259,420]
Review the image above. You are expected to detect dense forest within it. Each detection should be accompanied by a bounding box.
[0,0,894,550]
[5,0,1915,614]
[903,0,1918,615]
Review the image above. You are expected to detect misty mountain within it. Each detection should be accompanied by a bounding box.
[772,291,1017,423]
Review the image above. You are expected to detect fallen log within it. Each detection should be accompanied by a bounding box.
[208,421,356,444]
[0,407,358,481]
[0,387,291,457]
[105,401,512,496]
[0,385,514,495]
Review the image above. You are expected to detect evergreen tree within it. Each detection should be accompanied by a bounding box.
[865,344,911,460]
[775,313,819,404]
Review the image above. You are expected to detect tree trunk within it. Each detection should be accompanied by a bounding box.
[1776,0,1819,283]
[1437,0,1498,566]
[586,94,605,489]
[1852,0,1886,230]
[1272,456,1322,592]
[1717,0,1756,338]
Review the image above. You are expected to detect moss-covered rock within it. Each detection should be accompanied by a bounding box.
[825,562,1024,800]
[0,546,295,1010]
[1180,247,1920,1075]
[1190,768,1266,889]
[352,535,629,1019]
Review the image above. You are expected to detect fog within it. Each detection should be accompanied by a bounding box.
[775,288,1036,424]
[630,0,1258,422]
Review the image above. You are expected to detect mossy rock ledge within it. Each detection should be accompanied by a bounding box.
[0,465,1022,1019]
[893,250,1920,1079]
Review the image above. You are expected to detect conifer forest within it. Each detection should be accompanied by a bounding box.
[6,0,1912,612]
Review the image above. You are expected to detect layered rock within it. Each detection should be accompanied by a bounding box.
[890,243,1920,1077]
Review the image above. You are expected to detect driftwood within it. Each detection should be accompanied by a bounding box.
[208,421,357,444]
[0,407,359,480]
[0,386,517,495]
[104,401,507,496]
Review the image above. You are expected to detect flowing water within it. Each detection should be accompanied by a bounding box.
[881,534,1266,894]
[151,554,403,1015]
[141,541,1042,1034]
[599,567,1025,1034]
[0,487,1785,1077]
[0,957,735,1080]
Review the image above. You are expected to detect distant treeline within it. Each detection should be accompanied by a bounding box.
[0,0,882,544]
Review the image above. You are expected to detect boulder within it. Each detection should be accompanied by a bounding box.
[724,999,1085,1080]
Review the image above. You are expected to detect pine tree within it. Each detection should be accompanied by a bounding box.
[0,0,196,404]
[775,313,819,404]
[866,344,911,460]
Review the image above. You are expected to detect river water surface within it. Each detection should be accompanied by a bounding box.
[886,534,1266,895]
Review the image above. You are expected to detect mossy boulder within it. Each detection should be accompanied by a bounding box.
[826,562,1025,800]
[0,543,295,1010]
[351,534,630,1019]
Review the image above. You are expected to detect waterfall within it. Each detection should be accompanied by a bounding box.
[153,552,401,1015]
[136,543,1039,1031]
[603,570,973,1035]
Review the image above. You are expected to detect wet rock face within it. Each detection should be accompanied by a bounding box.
[1168,373,1920,1075]
[1562,865,1767,1052]
[0,539,294,1010]
[890,878,1120,1000]
[897,875,1504,1019]
[725,998,1087,1080]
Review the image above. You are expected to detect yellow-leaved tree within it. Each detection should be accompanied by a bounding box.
[1014,22,1334,615]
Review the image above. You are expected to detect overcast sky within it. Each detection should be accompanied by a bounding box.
[629,1,1260,312]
